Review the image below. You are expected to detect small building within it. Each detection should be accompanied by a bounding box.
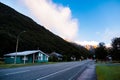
[49,52,63,61]
[4,50,49,64]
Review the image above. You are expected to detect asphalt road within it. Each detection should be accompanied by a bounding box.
[0,60,93,80]
[77,61,97,80]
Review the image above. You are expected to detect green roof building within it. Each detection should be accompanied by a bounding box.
[4,50,49,64]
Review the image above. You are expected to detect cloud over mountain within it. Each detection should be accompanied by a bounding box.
[23,0,78,40]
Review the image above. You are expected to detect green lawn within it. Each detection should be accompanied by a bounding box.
[96,64,120,80]
[0,62,57,68]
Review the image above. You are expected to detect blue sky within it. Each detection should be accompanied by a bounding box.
[53,0,120,44]
[0,0,120,46]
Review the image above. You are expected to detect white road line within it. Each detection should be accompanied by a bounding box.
[68,68,82,80]
[68,65,87,80]
[5,70,30,75]
[36,67,72,80]
[36,62,88,80]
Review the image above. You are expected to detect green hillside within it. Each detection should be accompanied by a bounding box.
[0,2,90,60]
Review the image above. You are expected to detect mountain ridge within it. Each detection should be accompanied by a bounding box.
[0,2,90,60]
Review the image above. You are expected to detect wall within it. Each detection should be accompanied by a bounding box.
[4,56,21,64]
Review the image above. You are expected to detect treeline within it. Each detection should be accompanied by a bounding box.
[94,37,120,61]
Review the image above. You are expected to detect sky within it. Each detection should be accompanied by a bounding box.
[0,0,120,47]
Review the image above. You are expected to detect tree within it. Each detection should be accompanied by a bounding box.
[111,37,120,60]
[95,42,107,61]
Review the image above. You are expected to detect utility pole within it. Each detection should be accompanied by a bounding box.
[14,31,26,64]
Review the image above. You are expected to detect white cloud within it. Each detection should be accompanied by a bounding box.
[106,43,111,47]
[22,0,78,40]
[75,40,99,46]
[75,40,112,47]
[103,28,120,42]
[96,32,100,35]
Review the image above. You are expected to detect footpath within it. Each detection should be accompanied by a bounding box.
[77,61,97,80]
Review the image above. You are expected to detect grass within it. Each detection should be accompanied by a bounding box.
[96,64,120,80]
[0,62,57,68]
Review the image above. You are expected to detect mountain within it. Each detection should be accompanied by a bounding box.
[0,2,90,60]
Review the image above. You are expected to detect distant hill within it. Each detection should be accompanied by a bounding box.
[0,2,90,60]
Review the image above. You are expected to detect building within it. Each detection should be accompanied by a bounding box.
[4,50,49,64]
[49,52,63,61]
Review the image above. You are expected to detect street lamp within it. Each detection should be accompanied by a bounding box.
[14,31,26,64]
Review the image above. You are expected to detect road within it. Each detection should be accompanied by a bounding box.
[77,61,97,80]
[0,60,93,80]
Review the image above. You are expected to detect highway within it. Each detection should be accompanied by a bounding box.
[0,60,93,80]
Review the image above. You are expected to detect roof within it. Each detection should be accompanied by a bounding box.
[50,52,63,57]
[4,50,49,57]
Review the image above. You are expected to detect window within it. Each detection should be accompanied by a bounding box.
[10,56,14,58]
[38,56,41,60]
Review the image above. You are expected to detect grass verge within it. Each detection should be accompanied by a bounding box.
[96,64,120,80]
[0,62,57,68]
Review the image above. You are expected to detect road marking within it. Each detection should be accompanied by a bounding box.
[5,70,30,75]
[68,65,87,80]
[36,67,72,80]
[36,62,89,80]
